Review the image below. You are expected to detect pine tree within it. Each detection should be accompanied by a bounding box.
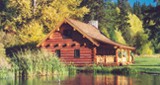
[102,0,120,41]
[133,1,143,19]
[117,0,131,44]
[143,3,160,53]
[80,0,125,44]
[80,0,106,22]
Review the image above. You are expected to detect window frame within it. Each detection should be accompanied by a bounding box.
[74,49,80,58]
[55,50,61,58]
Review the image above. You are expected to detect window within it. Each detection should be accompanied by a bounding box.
[55,50,61,57]
[74,49,80,58]
[63,30,72,38]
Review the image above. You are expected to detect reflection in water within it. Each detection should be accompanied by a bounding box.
[63,73,133,85]
[1,73,160,85]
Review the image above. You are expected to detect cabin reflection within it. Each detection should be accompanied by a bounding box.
[64,73,133,85]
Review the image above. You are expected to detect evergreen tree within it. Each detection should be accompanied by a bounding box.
[117,0,131,44]
[141,3,148,12]
[133,1,143,19]
[80,0,106,23]
[80,0,113,39]
[103,0,120,41]
[143,3,160,53]
[0,0,8,29]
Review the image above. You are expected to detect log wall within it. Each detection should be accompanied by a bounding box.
[41,23,94,66]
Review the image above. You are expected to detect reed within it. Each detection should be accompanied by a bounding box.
[67,63,77,75]
[0,68,14,79]
[11,49,68,77]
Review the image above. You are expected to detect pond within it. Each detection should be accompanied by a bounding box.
[1,73,160,85]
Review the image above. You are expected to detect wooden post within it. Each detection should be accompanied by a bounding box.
[50,44,53,47]
[58,43,61,47]
[67,43,70,47]
[127,50,130,62]
[115,49,118,63]
[57,28,60,31]
[93,47,97,64]
[120,49,123,57]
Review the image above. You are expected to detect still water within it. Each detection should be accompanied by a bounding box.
[1,73,160,85]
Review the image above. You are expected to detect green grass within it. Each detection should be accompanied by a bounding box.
[130,56,160,73]
[80,56,160,75]
[133,57,160,66]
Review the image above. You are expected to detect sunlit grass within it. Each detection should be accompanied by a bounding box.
[130,56,160,73]
[133,56,160,66]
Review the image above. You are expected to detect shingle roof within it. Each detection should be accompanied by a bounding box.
[66,18,135,50]
[37,18,135,50]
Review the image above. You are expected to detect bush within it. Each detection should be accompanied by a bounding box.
[0,30,21,48]
[0,43,11,69]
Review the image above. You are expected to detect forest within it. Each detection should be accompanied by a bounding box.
[0,0,160,69]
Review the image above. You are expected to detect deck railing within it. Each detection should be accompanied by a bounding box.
[95,55,115,64]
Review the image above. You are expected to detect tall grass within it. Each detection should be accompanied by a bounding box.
[67,63,77,75]
[12,49,68,77]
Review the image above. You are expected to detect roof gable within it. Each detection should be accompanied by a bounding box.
[37,18,135,50]
[37,18,100,47]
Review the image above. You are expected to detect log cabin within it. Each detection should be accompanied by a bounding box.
[37,18,135,66]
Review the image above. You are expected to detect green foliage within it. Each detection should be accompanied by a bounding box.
[18,20,45,44]
[0,42,12,79]
[0,43,11,69]
[114,30,126,44]
[112,66,138,75]
[140,42,153,55]
[143,5,160,53]
[39,0,89,31]
[117,0,131,44]
[132,1,143,19]
[80,0,155,54]
[0,0,89,46]
[128,13,144,37]
[67,63,77,75]
[0,30,21,48]
[0,31,12,70]
[80,0,105,21]
[102,1,119,41]
[135,33,154,55]
[12,49,68,77]
[0,0,89,78]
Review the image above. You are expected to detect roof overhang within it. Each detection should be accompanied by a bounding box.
[37,18,100,47]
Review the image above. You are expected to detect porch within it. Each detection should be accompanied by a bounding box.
[94,55,132,66]
[95,55,115,63]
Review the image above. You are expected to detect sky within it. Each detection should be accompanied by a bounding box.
[113,0,157,6]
